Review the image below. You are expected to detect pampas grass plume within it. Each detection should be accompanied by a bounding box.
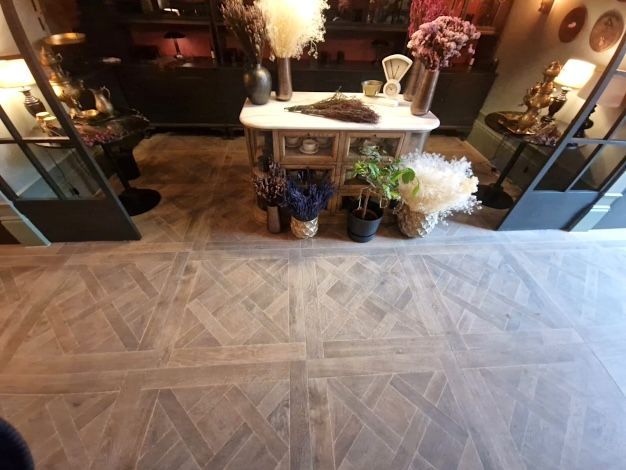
[258,0,329,59]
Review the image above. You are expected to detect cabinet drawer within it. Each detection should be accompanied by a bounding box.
[277,131,339,164]
[342,132,406,162]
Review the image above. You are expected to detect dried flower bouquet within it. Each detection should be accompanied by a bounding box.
[286,172,335,222]
[220,0,267,64]
[258,0,329,59]
[286,92,380,124]
[253,162,286,207]
[408,0,449,36]
[407,16,480,70]
[398,152,479,219]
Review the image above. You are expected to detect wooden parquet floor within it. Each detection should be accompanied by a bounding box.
[1,135,626,469]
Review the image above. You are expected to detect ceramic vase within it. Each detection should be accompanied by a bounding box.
[397,205,438,238]
[411,68,439,116]
[243,64,272,105]
[266,205,281,233]
[403,61,422,102]
[290,216,318,239]
[276,57,293,101]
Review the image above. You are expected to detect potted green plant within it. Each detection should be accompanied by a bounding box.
[253,162,286,233]
[349,147,417,242]
[285,171,335,239]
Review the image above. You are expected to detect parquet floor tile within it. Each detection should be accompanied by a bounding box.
[1,134,626,469]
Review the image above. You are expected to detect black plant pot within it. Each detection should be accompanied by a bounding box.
[243,64,272,105]
[347,201,383,243]
[0,418,34,470]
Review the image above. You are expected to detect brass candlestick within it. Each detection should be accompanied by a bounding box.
[508,61,562,135]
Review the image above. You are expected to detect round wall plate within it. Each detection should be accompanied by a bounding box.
[559,7,587,43]
[589,10,625,52]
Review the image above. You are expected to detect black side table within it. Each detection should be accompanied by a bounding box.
[100,138,161,216]
[33,112,161,216]
[476,112,553,209]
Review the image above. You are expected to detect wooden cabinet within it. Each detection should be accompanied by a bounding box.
[242,92,440,220]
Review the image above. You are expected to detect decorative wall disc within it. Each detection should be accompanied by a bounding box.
[559,7,587,43]
[589,10,625,52]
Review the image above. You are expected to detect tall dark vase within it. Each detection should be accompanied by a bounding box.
[243,64,272,105]
[276,57,293,101]
[403,61,422,102]
[411,68,440,116]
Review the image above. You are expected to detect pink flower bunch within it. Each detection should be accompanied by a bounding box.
[407,16,480,70]
[408,0,449,37]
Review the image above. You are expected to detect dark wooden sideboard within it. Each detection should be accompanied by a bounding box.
[73,0,498,136]
[108,61,496,136]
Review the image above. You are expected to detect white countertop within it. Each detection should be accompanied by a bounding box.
[239,92,440,132]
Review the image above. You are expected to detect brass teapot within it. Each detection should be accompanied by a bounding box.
[89,86,115,116]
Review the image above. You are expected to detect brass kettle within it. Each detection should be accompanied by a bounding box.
[90,86,114,116]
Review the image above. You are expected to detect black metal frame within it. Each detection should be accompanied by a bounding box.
[0,0,141,241]
[499,33,626,231]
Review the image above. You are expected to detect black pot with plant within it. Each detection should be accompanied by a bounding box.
[349,148,416,243]
[348,197,384,243]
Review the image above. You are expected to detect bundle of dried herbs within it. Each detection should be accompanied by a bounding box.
[286,92,380,124]
[285,171,335,221]
[253,162,286,206]
[221,0,266,64]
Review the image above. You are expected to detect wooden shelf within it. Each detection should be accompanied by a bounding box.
[118,14,213,26]
[326,22,408,33]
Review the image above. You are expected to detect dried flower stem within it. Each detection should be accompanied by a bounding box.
[221,0,267,64]
[286,92,380,124]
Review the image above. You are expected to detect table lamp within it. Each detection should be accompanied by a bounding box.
[0,58,46,116]
[164,31,185,59]
[575,70,626,138]
[543,58,596,123]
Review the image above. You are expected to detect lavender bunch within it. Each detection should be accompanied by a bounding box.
[221,0,267,64]
[254,162,286,206]
[286,175,335,222]
[407,16,480,70]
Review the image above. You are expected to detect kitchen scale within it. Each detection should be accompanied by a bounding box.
[381,54,413,98]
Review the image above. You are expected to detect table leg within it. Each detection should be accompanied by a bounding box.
[477,141,527,210]
[101,143,161,216]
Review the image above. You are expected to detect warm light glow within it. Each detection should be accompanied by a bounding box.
[539,0,554,14]
[539,0,554,15]
[555,59,596,89]
[579,70,626,108]
[0,59,36,89]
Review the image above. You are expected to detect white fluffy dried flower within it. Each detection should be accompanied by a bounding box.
[257,0,329,59]
[399,152,480,216]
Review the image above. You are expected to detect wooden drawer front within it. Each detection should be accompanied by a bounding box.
[343,132,406,162]
[277,131,339,164]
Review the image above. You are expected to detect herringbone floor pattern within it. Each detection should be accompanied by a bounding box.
[1,135,626,469]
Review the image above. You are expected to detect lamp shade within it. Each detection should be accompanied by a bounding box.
[555,59,596,89]
[0,59,35,89]
[578,70,626,108]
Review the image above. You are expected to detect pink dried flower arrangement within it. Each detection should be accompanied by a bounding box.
[407,16,480,70]
[408,0,449,37]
